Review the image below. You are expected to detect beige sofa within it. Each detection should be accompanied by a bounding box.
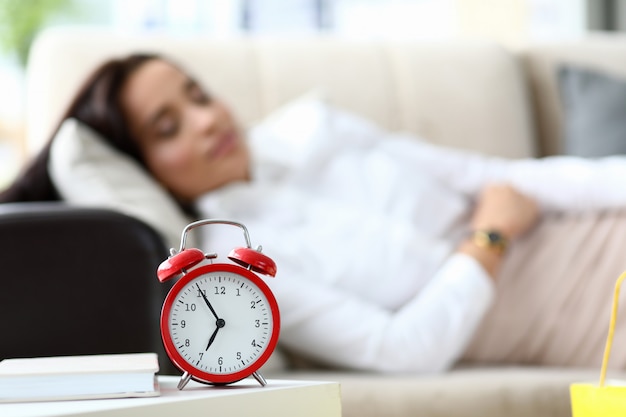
[25,28,626,417]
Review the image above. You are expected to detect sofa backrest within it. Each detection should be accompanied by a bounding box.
[519,33,626,156]
[26,28,537,159]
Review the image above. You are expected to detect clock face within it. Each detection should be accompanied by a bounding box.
[160,263,280,384]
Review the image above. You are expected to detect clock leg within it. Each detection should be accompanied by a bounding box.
[252,371,267,387]
[177,371,192,390]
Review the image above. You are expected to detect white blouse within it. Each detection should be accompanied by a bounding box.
[196,96,626,373]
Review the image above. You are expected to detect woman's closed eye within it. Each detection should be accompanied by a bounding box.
[155,114,179,138]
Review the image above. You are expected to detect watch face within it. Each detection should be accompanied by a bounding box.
[161,263,280,384]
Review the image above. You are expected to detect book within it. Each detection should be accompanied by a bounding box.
[0,352,160,403]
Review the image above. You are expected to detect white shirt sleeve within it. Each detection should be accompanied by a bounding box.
[272,253,494,373]
[381,135,626,212]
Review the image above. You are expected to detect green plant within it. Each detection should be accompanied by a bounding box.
[0,0,75,67]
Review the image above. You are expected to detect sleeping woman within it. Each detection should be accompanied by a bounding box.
[2,53,626,372]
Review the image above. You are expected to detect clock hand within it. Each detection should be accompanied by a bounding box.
[205,318,226,351]
[205,326,219,351]
[196,283,220,320]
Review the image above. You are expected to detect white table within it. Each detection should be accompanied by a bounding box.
[0,376,342,417]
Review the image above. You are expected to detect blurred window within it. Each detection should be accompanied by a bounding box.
[108,0,587,44]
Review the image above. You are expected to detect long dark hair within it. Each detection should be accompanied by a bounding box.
[0,53,158,203]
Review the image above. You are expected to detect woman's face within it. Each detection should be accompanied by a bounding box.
[120,59,249,202]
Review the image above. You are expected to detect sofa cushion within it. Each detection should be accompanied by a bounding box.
[268,367,616,417]
[558,65,626,157]
[48,118,192,249]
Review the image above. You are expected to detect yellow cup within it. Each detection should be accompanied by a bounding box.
[570,271,626,416]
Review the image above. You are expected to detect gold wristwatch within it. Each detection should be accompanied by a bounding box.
[471,230,508,254]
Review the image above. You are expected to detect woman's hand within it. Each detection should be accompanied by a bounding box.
[458,184,539,280]
[471,183,539,240]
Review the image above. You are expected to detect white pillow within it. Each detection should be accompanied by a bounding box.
[48,118,192,250]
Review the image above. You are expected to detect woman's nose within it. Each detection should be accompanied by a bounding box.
[189,105,218,136]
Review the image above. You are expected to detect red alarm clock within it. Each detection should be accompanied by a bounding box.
[157,219,279,389]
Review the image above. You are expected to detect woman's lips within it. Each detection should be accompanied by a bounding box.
[209,130,237,158]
